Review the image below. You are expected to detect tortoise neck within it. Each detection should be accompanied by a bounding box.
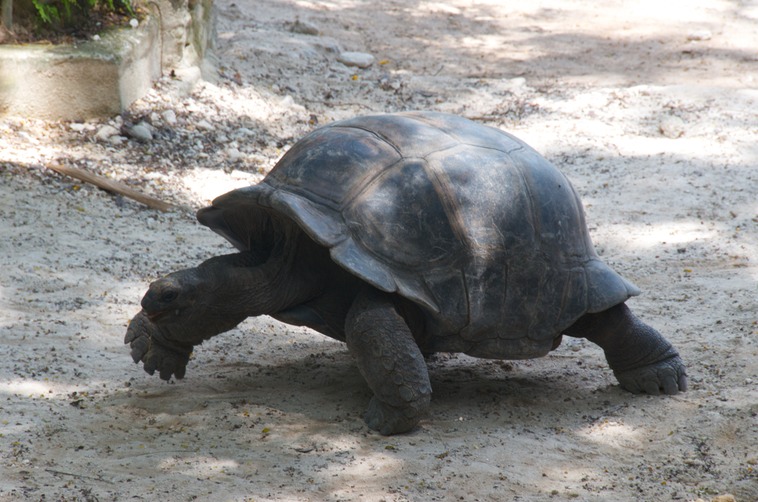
[201,249,321,318]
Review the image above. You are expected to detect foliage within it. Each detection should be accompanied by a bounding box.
[27,0,133,31]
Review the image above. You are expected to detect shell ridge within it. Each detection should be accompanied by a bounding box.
[333,124,404,158]
[421,161,472,251]
[340,156,407,208]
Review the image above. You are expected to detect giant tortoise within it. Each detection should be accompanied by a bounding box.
[125,111,687,435]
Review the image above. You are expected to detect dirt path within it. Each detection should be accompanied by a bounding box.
[1,1,757,500]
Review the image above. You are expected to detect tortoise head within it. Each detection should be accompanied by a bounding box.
[137,266,239,348]
[141,267,213,325]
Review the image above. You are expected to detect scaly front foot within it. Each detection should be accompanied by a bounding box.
[124,311,193,381]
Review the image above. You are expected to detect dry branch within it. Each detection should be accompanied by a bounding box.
[47,163,176,212]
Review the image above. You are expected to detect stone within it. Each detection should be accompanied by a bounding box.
[96,125,121,142]
[687,30,712,41]
[227,147,244,161]
[128,124,153,142]
[711,495,736,502]
[161,109,178,125]
[659,115,686,138]
[337,51,375,69]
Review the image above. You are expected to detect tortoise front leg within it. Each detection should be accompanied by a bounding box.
[345,289,432,435]
[565,303,688,395]
[125,311,194,380]
[125,310,246,381]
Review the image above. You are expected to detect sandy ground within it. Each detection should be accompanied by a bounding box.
[1,0,757,500]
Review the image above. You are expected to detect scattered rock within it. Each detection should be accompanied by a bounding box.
[197,119,214,131]
[659,115,686,138]
[337,51,375,69]
[711,493,737,502]
[95,125,120,142]
[279,95,307,114]
[126,123,153,142]
[161,109,178,125]
[233,127,256,139]
[227,147,244,161]
[687,30,712,41]
[710,495,736,502]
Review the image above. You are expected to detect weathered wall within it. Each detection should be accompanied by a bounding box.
[0,0,215,120]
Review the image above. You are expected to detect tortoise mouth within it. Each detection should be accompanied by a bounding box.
[144,309,169,322]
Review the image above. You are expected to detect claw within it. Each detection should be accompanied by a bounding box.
[662,376,680,395]
[642,380,661,396]
[615,355,687,396]
[124,310,194,381]
[678,373,689,392]
[124,328,138,344]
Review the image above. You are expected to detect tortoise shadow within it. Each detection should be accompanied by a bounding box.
[118,331,626,431]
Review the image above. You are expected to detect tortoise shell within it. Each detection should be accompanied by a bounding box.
[197,111,639,359]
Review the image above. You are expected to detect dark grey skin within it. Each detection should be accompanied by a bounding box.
[125,112,687,435]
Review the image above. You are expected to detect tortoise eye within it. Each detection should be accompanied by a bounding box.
[160,290,179,303]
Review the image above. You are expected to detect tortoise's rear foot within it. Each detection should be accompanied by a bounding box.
[614,355,687,395]
[565,303,688,396]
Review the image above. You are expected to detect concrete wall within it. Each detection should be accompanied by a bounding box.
[0,0,215,120]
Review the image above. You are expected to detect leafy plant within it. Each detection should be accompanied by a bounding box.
[26,0,133,31]
[0,0,137,36]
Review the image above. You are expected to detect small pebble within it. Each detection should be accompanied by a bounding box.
[227,147,244,161]
[128,124,153,142]
[70,123,87,132]
[197,119,214,131]
[687,30,712,41]
[659,115,685,138]
[161,109,178,125]
[337,51,375,69]
[711,495,736,502]
[137,121,155,133]
[233,127,255,138]
[95,125,120,142]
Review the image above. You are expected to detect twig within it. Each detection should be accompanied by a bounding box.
[44,468,114,484]
[46,163,177,212]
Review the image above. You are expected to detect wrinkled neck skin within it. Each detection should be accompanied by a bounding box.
[196,244,323,320]
[148,248,322,348]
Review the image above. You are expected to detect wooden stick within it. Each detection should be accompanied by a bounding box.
[44,468,114,484]
[47,163,176,212]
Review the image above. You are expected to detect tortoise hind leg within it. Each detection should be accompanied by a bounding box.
[565,303,687,395]
[345,288,432,435]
